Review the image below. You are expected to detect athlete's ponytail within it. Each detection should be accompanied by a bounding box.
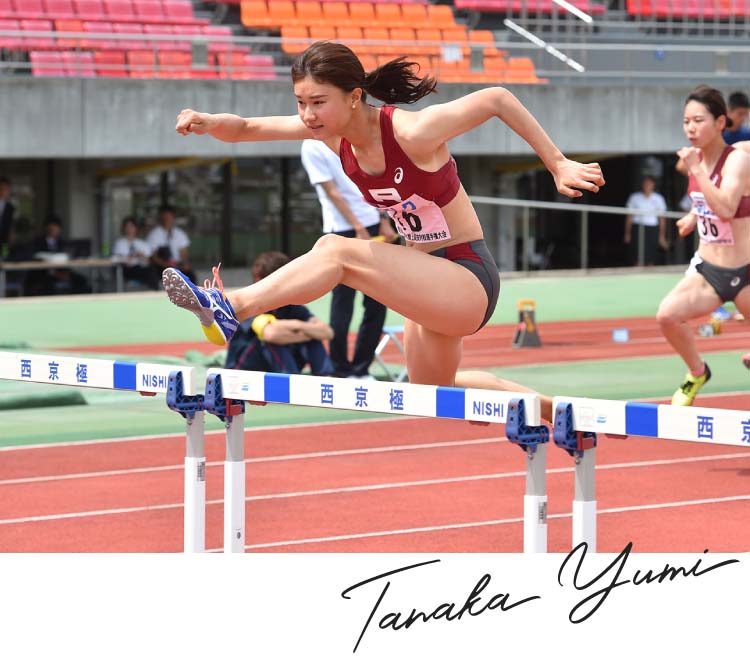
[291,41,436,105]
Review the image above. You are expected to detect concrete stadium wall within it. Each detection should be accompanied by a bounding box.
[1,78,698,159]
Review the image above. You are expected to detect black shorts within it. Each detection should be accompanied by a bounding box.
[696,259,750,302]
[428,239,500,332]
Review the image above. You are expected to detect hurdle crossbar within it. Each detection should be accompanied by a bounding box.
[553,395,750,552]
[0,351,204,553]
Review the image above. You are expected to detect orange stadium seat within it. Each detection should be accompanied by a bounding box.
[505,56,543,83]
[426,4,455,28]
[127,49,156,77]
[267,0,297,28]
[469,29,505,58]
[414,27,441,56]
[389,27,418,55]
[361,26,389,55]
[281,25,309,54]
[441,25,470,57]
[241,1,270,28]
[308,24,336,41]
[400,3,430,29]
[373,3,401,27]
[483,54,507,82]
[335,25,363,54]
[63,50,96,76]
[295,1,324,26]
[55,19,84,48]
[348,2,375,26]
[44,0,78,20]
[93,49,128,76]
[322,2,349,27]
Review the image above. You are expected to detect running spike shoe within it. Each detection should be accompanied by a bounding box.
[162,264,238,346]
[670,363,712,406]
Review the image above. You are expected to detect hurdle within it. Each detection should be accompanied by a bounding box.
[552,395,750,552]
[0,351,205,553]
[202,368,548,553]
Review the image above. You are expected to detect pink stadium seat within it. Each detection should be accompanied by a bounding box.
[104,0,136,22]
[93,49,128,76]
[82,21,115,49]
[0,0,14,20]
[73,0,106,21]
[163,0,206,25]
[21,19,57,49]
[0,19,22,49]
[202,24,245,53]
[144,24,178,50]
[133,0,166,24]
[112,22,145,50]
[30,50,66,75]
[127,49,156,77]
[12,0,46,20]
[158,50,192,78]
[62,50,96,76]
[43,0,78,19]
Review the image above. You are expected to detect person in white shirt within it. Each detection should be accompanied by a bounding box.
[300,138,396,378]
[625,174,668,266]
[112,216,157,289]
[146,204,196,285]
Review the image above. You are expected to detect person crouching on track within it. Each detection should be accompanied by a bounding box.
[225,251,335,376]
[657,86,750,406]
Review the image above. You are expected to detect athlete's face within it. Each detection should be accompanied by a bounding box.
[294,76,361,139]
[683,100,725,147]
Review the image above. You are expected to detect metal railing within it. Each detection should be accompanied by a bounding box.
[469,194,687,272]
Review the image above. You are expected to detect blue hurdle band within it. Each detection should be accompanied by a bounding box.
[552,396,750,552]
[0,351,197,395]
[552,395,750,447]
[0,351,203,553]
[204,369,543,425]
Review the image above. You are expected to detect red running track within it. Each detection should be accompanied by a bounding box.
[1,394,749,553]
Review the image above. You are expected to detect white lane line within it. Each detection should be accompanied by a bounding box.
[241,494,750,550]
[1,452,747,525]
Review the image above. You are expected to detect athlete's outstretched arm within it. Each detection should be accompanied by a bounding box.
[407,87,604,197]
[175,109,312,142]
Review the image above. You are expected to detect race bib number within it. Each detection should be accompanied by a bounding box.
[690,192,735,245]
[368,190,452,243]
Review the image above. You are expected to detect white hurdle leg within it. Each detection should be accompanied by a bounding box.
[224,413,246,553]
[523,444,548,553]
[183,411,206,553]
[572,448,596,552]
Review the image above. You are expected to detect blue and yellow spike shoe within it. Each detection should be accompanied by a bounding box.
[162,265,238,346]
[671,363,712,406]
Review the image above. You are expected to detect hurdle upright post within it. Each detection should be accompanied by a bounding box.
[505,398,550,553]
[205,373,246,553]
[572,447,596,552]
[166,370,206,553]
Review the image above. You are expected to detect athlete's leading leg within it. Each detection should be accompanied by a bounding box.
[164,234,489,343]
[455,371,553,422]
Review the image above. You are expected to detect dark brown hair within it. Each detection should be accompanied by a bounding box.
[685,85,727,120]
[252,251,290,281]
[291,41,436,105]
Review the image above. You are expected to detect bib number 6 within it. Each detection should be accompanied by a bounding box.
[398,200,422,232]
[700,216,719,238]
